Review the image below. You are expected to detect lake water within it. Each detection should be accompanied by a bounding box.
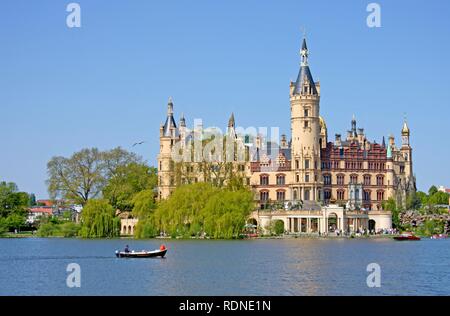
[0,238,449,295]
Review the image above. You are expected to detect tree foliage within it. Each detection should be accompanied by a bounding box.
[143,182,254,239]
[0,180,29,231]
[103,163,157,211]
[79,199,119,238]
[47,147,141,205]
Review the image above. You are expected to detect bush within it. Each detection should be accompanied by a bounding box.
[417,220,445,237]
[59,222,81,237]
[273,220,285,235]
[37,222,60,237]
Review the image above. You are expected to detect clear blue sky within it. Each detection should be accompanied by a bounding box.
[1,0,449,198]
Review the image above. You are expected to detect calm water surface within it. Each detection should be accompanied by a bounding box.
[0,238,449,295]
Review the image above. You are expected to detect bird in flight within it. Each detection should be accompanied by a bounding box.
[132,141,145,147]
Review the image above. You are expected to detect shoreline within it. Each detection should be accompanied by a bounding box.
[0,233,407,240]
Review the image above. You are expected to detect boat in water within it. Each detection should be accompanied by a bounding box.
[115,245,167,258]
[394,233,421,241]
[431,234,448,240]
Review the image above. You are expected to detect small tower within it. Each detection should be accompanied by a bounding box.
[227,112,236,138]
[289,37,322,202]
[401,120,410,147]
[157,97,179,200]
[400,119,413,179]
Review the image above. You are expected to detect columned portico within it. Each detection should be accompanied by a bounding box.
[251,204,385,236]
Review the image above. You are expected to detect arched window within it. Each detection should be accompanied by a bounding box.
[276,174,285,185]
[323,174,332,185]
[376,175,384,186]
[337,174,345,186]
[276,190,285,201]
[377,191,385,201]
[260,191,269,202]
[260,174,269,186]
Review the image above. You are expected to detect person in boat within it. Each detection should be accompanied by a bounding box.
[159,244,166,251]
[124,245,130,253]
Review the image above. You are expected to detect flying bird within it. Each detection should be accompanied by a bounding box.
[132,141,146,147]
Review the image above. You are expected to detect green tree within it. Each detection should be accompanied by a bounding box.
[132,189,158,238]
[131,189,156,219]
[428,185,438,196]
[79,199,119,238]
[428,191,449,205]
[406,191,422,210]
[383,197,401,229]
[47,147,141,205]
[103,163,157,211]
[416,191,428,206]
[29,193,37,206]
[153,182,254,239]
[0,181,29,231]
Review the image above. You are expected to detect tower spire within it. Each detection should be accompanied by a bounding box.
[228,112,235,128]
[167,96,174,116]
[300,37,309,66]
[162,96,178,137]
[293,37,317,96]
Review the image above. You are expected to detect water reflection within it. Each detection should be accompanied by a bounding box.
[0,238,449,295]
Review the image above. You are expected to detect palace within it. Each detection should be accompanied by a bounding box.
[157,38,416,234]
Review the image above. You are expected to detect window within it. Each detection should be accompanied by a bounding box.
[277,191,285,201]
[304,109,309,117]
[323,174,331,185]
[304,121,309,128]
[337,174,345,186]
[337,190,345,200]
[296,174,300,182]
[376,175,384,186]
[350,175,358,184]
[324,190,331,200]
[260,191,269,202]
[304,189,310,201]
[364,190,371,201]
[377,191,385,201]
[400,166,405,174]
[295,160,299,169]
[276,174,285,185]
[260,175,269,186]
[305,159,310,169]
[364,175,371,186]
[305,173,310,183]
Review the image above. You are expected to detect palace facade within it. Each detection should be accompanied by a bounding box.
[157,38,416,234]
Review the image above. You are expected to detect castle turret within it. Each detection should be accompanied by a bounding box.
[157,97,179,200]
[400,119,413,183]
[289,38,322,202]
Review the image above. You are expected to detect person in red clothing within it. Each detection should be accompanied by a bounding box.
[159,244,166,251]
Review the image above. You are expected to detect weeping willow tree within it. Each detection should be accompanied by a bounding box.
[132,189,158,238]
[79,199,120,238]
[152,182,254,239]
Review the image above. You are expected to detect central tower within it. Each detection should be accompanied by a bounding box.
[289,38,323,202]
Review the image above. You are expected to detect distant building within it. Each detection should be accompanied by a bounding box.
[27,207,53,224]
